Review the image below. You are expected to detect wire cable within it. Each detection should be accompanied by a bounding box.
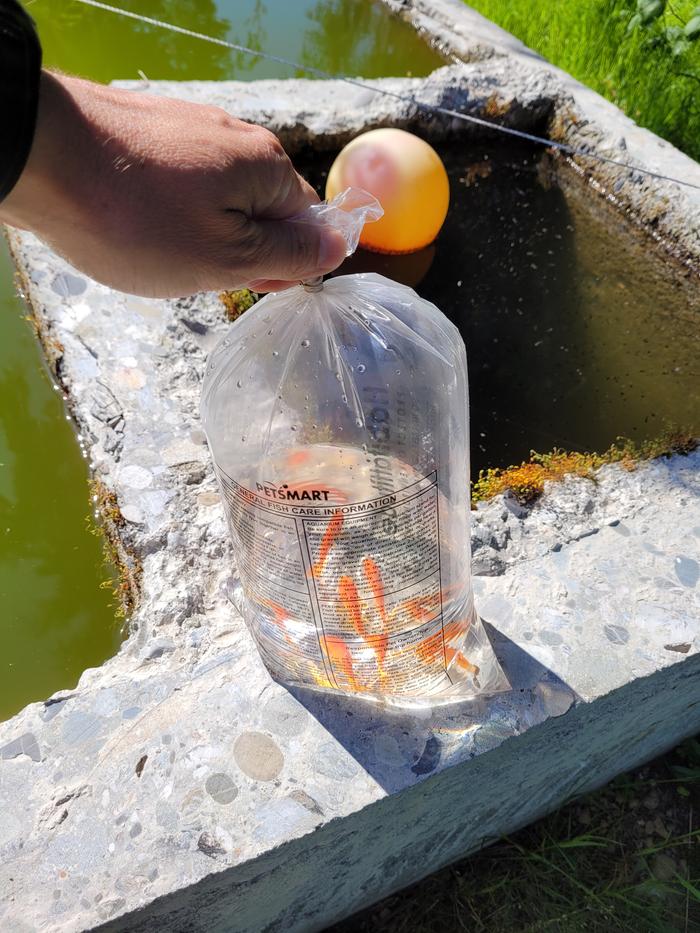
[72,0,700,191]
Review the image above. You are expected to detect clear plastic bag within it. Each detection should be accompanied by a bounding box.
[201,189,508,707]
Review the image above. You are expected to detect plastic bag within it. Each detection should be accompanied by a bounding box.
[201,189,508,707]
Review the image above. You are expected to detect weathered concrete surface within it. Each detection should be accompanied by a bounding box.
[381,1,700,269]
[384,0,540,62]
[1,68,699,933]
[115,64,555,152]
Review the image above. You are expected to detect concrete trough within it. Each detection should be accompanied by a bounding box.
[1,20,700,933]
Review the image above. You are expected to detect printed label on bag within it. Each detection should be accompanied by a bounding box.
[216,466,473,696]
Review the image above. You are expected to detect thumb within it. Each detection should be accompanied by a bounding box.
[244,216,348,285]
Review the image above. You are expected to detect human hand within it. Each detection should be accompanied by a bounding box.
[0,72,347,297]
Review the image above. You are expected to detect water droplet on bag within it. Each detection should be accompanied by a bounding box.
[356,364,366,374]
[272,350,279,357]
[236,380,242,388]
[335,372,342,381]
[268,329,273,335]
[241,435,246,442]
[301,339,310,348]
[290,425,297,432]
[355,418,363,427]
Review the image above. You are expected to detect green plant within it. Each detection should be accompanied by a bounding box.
[464,0,700,161]
[626,0,700,58]
[88,479,142,619]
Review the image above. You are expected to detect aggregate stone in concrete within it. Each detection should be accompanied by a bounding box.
[1,67,699,933]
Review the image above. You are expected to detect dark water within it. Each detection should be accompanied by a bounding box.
[1,0,444,720]
[304,144,700,476]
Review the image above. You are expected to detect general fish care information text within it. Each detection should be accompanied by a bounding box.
[216,467,456,693]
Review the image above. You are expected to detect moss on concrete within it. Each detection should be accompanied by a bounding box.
[89,479,142,620]
[472,430,698,505]
[220,288,260,322]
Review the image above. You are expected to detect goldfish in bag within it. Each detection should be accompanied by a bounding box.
[201,189,508,707]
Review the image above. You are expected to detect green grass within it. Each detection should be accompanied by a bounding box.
[464,0,700,162]
[331,738,700,932]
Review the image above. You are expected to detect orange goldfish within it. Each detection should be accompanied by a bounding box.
[413,617,475,673]
[362,557,389,672]
[444,646,480,676]
[322,635,361,692]
[285,449,312,469]
[338,575,367,638]
[402,595,438,625]
[259,597,295,646]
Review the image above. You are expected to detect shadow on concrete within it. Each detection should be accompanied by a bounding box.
[288,620,580,794]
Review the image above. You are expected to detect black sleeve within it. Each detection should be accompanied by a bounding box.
[0,0,42,203]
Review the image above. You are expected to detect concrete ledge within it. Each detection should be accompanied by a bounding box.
[98,653,700,933]
[383,0,541,62]
[1,67,699,933]
[380,1,700,268]
[113,64,556,152]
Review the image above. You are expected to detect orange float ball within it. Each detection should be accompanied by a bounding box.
[325,128,449,254]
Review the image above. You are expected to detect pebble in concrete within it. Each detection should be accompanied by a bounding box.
[205,773,239,805]
[234,733,285,782]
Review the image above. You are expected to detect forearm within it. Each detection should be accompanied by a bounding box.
[0,0,42,204]
[1,71,85,231]
[0,71,124,238]
[0,60,346,296]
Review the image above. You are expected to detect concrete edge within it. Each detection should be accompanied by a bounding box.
[94,653,700,933]
[378,0,700,269]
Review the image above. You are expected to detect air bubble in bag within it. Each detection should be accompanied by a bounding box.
[201,189,508,708]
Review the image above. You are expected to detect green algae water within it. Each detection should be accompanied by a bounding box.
[0,243,119,720]
[0,0,445,721]
[30,0,445,82]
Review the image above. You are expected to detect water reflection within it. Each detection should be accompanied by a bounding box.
[228,0,268,74]
[301,0,445,77]
[34,0,235,81]
[32,0,445,83]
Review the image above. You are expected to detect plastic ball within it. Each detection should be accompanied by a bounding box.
[325,128,449,254]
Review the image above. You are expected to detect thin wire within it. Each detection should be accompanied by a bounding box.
[73,0,700,192]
